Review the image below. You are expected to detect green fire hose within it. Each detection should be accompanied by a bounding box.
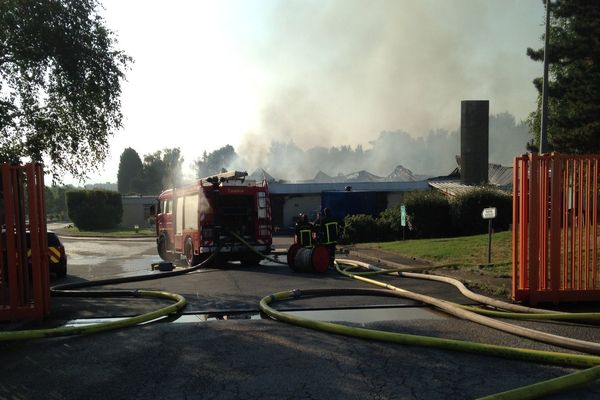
[260,286,600,400]
[220,233,600,398]
[0,290,185,341]
[0,250,221,341]
[6,232,600,398]
[255,252,600,399]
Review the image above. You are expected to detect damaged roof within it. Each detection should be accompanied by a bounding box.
[428,163,513,196]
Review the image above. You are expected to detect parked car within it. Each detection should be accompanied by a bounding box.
[2,229,68,282]
[46,231,67,278]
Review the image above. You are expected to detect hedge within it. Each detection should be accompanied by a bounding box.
[451,187,512,236]
[404,191,452,238]
[343,214,378,243]
[66,189,123,230]
[342,188,513,243]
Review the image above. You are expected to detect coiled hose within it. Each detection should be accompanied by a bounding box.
[1,249,220,341]
[256,252,600,399]
[7,233,600,398]
[260,287,600,400]
[210,234,600,397]
[0,289,185,341]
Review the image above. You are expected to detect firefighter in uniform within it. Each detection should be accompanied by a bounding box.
[294,213,314,248]
[312,211,321,242]
[319,208,339,267]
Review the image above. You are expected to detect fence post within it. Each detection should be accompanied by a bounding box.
[549,154,562,301]
[0,163,50,321]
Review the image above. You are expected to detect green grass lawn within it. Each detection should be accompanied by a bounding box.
[365,230,513,276]
[53,225,156,238]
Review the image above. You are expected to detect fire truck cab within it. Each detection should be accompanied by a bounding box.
[155,171,272,266]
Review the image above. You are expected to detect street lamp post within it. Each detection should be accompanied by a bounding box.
[540,0,551,154]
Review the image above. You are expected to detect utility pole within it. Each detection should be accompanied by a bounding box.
[539,0,551,154]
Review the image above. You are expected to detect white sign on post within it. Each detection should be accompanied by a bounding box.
[482,207,497,220]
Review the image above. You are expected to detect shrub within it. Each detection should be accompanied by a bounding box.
[378,205,403,235]
[404,191,452,238]
[343,214,381,243]
[451,187,512,236]
[66,189,123,230]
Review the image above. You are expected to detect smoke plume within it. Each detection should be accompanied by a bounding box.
[234,0,541,180]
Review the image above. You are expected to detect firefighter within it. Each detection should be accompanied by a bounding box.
[319,207,339,267]
[313,211,322,238]
[294,213,313,248]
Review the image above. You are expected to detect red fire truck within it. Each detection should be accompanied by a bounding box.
[155,171,272,266]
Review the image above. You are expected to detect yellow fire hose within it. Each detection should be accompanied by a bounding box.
[0,232,273,343]
[5,231,600,398]
[343,263,600,322]
[336,260,600,354]
[0,290,185,341]
[0,250,221,341]
[260,288,600,400]
[367,265,557,314]
[255,251,600,399]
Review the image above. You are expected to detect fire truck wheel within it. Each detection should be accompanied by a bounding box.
[157,233,170,261]
[184,237,200,267]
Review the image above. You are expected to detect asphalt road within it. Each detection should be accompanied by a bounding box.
[2,235,600,399]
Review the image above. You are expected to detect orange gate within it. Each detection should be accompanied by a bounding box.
[0,163,50,320]
[513,153,600,304]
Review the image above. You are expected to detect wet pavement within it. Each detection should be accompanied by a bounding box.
[2,235,600,399]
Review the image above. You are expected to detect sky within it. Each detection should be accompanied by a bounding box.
[69,0,546,184]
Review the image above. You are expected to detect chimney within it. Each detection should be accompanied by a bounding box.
[460,100,489,185]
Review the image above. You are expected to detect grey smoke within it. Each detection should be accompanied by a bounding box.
[228,0,541,180]
[232,112,529,181]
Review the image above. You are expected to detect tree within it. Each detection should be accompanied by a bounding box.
[117,148,143,194]
[0,0,131,180]
[527,1,600,153]
[194,145,237,178]
[128,148,183,194]
[140,151,166,194]
[45,184,73,219]
[160,147,184,188]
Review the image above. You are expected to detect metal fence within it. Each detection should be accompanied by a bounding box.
[513,153,600,303]
[0,163,50,320]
